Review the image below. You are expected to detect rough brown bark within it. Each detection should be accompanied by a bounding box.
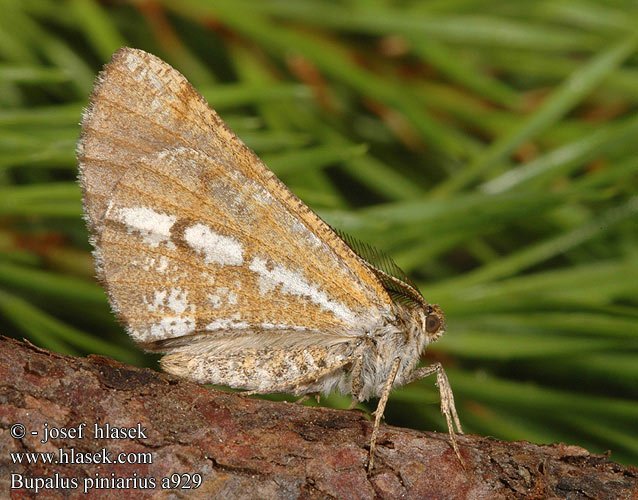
[0,336,636,500]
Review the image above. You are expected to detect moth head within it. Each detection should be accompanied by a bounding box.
[422,304,445,342]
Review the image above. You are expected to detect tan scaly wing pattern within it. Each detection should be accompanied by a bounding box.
[77,48,393,347]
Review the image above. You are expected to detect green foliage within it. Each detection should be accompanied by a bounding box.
[1,0,636,464]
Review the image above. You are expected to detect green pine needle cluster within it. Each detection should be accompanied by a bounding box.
[1,0,636,464]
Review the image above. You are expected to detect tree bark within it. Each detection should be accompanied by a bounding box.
[0,336,636,500]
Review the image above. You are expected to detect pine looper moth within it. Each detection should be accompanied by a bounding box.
[77,48,463,470]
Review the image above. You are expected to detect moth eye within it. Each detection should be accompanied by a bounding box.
[425,315,441,333]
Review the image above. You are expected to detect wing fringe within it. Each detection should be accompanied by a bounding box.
[334,228,425,308]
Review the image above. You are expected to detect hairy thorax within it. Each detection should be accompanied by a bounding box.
[297,303,434,400]
[354,303,431,400]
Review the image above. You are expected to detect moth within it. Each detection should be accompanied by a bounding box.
[77,47,463,470]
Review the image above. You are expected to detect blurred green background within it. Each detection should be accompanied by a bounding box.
[1,0,637,464]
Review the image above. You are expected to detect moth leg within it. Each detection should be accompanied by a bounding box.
[368,357,401,471]
[239,355,355,397]
[403,362,464,465]
[348,354,363,410]
[296,393,321,405]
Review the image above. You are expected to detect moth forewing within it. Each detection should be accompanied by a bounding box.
[78,47,463,470]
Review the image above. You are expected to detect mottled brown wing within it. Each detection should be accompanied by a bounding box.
[78,48,392,347]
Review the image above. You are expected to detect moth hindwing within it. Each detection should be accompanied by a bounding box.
[334,228,425,308]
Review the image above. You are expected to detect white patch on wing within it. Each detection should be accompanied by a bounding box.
[252,186,273,204]
[259,322,282,329]
[140,256,154,271]
[146,288,190,315]
[150,96,163,111]
[291,221,322,248]
[249,257,357,324]
[157,256,169,273]
[149,316,195,339]
[206,318,250,331]
[123,51,141,72]
[206,288,238,309]
[184,223,243,266]
[114,206,176,249]
[147,71,163,89]
[259,322,308,331]
[207,293,222,309]
[167,288,189,314]
[151,290,167,310]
